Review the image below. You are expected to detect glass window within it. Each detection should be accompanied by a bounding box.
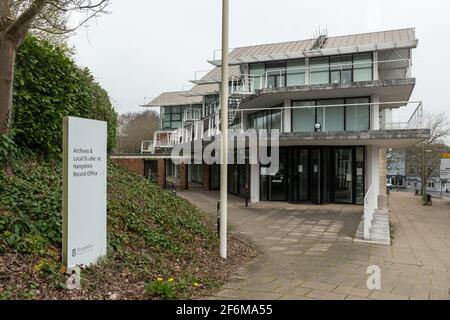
[266,62,286,89]
[317,99,345,132]
[161,105,183,129]
[310,57,329,85]
[249,63,265,91]
[346,98,370,131]
[292,101,316,132]
[270,110,282,130]
[353,53,373,81]
[286,59,305,86]
[330,55,352,84]
[248,109,282,131]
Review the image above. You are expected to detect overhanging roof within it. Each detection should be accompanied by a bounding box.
[142,91,203,107]
[190,65,241,84]
[209,28,418,66]
[182,83,220,97]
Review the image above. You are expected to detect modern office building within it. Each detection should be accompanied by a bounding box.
[113,28,429,241]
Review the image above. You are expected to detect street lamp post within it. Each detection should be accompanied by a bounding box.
[219,0,229,259]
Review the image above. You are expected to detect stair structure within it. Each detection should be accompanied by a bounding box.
[355,194,391,245]
[228,95,242,125]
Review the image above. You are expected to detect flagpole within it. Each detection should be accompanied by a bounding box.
[220,0,229,259]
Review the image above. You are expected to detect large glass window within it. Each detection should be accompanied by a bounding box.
[346,98,370,131]
[162,106,183,129]
[286,59,306,86]
[204,94,219,116]
[310,57,330,85]
[248,108,282,131]
[353,53,373,81]
[291,97,370,133]
[317,99,345,132]
[292,101,316,132]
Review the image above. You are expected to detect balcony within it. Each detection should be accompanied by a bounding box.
[381,101,425,130]
[145,100,426,153]
[230,58,412,95]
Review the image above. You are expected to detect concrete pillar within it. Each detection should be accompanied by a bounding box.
[179,162,188,190]
[305,57,310,85]
[250,163,260,203]
[373,51,379,81]
[241,111,248,131]
[203,163,210,191]
[283,99,291,133]
[157,159,166,188]
[370,95,380,130]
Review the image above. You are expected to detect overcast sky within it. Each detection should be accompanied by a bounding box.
[69,0,450,116]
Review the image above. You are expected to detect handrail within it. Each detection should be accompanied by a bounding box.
[364,184,376,240]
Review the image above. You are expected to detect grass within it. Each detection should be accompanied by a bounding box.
[0,156,255,299]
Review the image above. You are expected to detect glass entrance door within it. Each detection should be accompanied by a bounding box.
[334,148,353,203]
[288,148,320,203]
[270,149,287,201]
[289,149,309,202]
[310,149,321,204]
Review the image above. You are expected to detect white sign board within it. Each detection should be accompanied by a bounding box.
[63,117,107,267]
[440,157,450,181]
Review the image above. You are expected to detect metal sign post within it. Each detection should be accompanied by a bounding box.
[219,0,229,259]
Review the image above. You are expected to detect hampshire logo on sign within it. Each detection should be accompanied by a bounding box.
[62,117,107,267]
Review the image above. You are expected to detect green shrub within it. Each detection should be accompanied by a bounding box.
[12,36,118,156]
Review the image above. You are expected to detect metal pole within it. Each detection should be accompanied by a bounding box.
[220,0,229,259]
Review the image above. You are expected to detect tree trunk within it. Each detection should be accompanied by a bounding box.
[0,36,16,135]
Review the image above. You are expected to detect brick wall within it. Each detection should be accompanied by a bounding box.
[203,164,210,191]
[157,159,166,188]
[179,162,188,190]
[112,158,144,176]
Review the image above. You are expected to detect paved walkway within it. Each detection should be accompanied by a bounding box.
[179,191,450,300]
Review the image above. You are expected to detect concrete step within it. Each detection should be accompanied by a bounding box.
[354,205,391,245]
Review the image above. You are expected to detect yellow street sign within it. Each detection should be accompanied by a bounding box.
[441,153,450,158]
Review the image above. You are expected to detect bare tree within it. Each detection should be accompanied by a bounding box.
[406,112,450,204]
[117,110,160,154]
[0,0,109,136]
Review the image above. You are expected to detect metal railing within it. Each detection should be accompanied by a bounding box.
[230,58,411,94]
[364,184,377,240]
[152,130,183,148]
[141,140,154,153]
[382,102,424,130]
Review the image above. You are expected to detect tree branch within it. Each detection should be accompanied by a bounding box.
[5,0,47,38]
